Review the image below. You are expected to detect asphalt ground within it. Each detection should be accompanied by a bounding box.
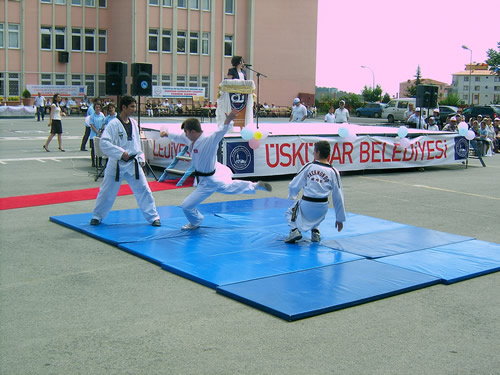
[1,115,499,374]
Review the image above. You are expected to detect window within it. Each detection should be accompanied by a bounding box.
[0,24,4,48]
[41,27,52,50]
[55,27,65,50]
[201,32,209,55]
[8,73,19,96]
[72,74,82,85]
[190,0,199,9]
[55,74,66,85]
[224,35,233,57]
[495,86,500,91]
[98,0,106,7]
[162,0,172,6]
[463,94,468,100]
[176,75,186,86]
[0,73,5,96]
[8,24,20,49]
[189,76,199,87]
[162,30,171,52]
[177,0,186,8]
[41,0,51,3]
[55,0,66,4]
[149,0,159,5]
[72,28,81,51]
[98,74,105,96]
[475,77,480,82]
[152,74,158,86]
[161,75,171,86]
[41,73,52,86]
[474,86,480,91]
[225,0,233,14]
[201,76,209,97]
[189,32,199,54]
[98,30,106,52]
[85,29,95,51]
[463,85,469,91]
[149,29,159,52]
[85,74,95,97]
[202,0,210,10]
[464,76,469,82]
[85,0,95,6]
[72,0,82,5]
[494,77,500,82]
[177,31,186,53]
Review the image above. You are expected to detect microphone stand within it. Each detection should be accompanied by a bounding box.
[136,94,158,181]
[244,65,268,129]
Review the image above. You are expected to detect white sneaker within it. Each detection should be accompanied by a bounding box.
[311,229,321,242]
[256,181,272,192]
[181,223,199,230]
[284,228,302,243]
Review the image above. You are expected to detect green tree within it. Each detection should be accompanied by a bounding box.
[382,93,391,103]
[439,93,464,106]
[361,84,383,102]
[405,65,422,97]
[485,42,500,75]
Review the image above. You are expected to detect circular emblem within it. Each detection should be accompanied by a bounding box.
[455,137,469,158]
[140,81,149,89]
[230,145,252,171]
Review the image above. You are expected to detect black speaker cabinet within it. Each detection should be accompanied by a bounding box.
[131,63,153,96]
[106,61,128,96]
[416,85,438,108]
[58,51,69,63]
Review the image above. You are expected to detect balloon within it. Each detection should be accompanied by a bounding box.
[465,130,475,141]
[338,127,349,138]
[399,138,410,149]
[241,128,254,140]
[248,138,260,150]
[458,122,468,131]
[260,129,270,139]
[344,131,357,143]
[253,131,263,140]
[159,124,168,132]
[459,127,468,136]
[397,126,408,138]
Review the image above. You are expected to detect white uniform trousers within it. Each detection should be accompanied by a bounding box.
[92,168,160,223]
[285,200,329,232]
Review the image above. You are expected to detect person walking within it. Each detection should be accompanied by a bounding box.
[34,92,46,122]
[43,93,66,152]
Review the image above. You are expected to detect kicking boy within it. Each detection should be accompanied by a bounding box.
[285,140,345,243]
[160,110,272,230]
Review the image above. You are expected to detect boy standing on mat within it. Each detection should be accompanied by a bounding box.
[90,95,161,227]
[160,110,272,230]
[284,140,345,243]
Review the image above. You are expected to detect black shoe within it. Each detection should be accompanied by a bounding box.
[43,145,50,152]
[152,219,161,227]
[81,149,87,151]
[90,218,100,226]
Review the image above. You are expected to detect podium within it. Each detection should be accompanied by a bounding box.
[216,79,255,129]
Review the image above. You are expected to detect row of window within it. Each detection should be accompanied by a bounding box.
[460,76,500,82]
[0,72,210,98]
[41,0,107,6]
[40,27,107,52]
[149,29,215,55]
[462,86,500,91]
[0,24,20,49]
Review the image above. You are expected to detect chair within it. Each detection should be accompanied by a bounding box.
[158,145,194,186]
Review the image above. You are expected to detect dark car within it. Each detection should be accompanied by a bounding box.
[437,105,458,123]
[355,103,385,118]
[462,105,500,122]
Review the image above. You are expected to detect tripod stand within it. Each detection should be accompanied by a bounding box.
[136,95,158,181]
[244,65,268,128]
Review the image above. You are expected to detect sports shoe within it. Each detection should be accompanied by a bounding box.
[284,228,302,243]
[90,218,100,226]
[256,181,272,192]
[181,223,199,230]
[311,229,321,242]
[152,219,161,227]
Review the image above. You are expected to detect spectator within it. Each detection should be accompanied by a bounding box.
[405,103,415,122]
[34,92,46,122]
[175,100,183,115]
[478,121,492,155]
[493,118,500,153]
[443,116,458,132]
[89,102,106,167]
[334,100,350,123]
[324,107,335,123]
[426,116,439,131]
[145,100,153,117]
[407,107,426,129]
[430,108,442,127]
[289,98,307,122]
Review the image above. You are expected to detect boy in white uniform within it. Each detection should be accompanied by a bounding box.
[90,95,161,227]
[160,110,272,230]
[285,140,345,243]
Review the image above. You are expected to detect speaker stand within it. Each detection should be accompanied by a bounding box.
[137,95,158,181]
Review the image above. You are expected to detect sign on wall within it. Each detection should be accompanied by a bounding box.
[26,85,87,97]
[152,86,205,98]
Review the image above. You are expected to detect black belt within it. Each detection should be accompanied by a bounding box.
[302,195,328,203]
[116,154,139,181]
[193,169,215,183]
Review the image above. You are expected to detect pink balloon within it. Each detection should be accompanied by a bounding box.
[399,138,410,149]
[248,138,261,150]
[465,130,475,141]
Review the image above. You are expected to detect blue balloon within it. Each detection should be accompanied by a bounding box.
[338,127,349,138]
[459,127,468,136]
[241,128,254,140]
[397,126,408,138]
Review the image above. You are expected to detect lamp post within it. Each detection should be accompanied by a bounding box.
[361,65,375,90]
[462,45,472,106]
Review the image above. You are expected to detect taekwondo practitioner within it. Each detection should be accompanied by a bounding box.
[284,140,345,243]
[90,95,161,227]
[160,110,272,230]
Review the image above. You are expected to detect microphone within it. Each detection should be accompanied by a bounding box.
[244,63,252,67]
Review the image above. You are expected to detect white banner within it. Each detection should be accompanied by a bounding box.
[26,85,87,97]
[152,86,205,98]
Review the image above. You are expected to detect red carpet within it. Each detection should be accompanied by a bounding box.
[0,178,193,210]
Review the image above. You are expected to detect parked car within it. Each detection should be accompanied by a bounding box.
[382,98,432,123]
[355,103,385,118]
[437,105,458,123]
[462,105,500,122]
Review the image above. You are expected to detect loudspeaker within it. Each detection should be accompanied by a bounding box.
[416,85,438,108]
[131,63,153,96]
[58,51,69,63]
[106,61,127,96]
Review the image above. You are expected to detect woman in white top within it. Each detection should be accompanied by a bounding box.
[43,93,66,152]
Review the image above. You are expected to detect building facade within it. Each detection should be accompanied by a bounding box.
[399,78,452,101]
[0,0,317,106]
[452,63,500,106]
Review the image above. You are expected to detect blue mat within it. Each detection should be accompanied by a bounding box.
[217,259,440,321]
[49,198,500,320]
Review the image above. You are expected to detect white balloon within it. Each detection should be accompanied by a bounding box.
[465,130,475,141]
[458,122,468,131]
[399,138,410,149]
[344,132,357,143]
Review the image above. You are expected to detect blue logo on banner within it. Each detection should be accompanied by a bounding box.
[227,142,254,174]
[230,93,247,111]
[455,136,469,160]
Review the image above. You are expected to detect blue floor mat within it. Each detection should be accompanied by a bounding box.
[49,198,500,320]
[217,259,440,321]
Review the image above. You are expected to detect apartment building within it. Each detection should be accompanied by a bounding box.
[452,63,500,106]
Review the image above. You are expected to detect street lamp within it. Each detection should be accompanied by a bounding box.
[361,65,375,90]
[462,45,472,105]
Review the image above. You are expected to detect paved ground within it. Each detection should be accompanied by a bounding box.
[1,116,499,374]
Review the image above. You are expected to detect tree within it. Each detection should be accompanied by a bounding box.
[439,93,464,106]
[382,93,391,103]
[485,42,500,75]
[415,65,422,85]
[361,84,382,102]
[405,65,422,98]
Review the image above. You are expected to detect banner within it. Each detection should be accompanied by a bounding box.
[26,85,87,97]
[152,86,205,98]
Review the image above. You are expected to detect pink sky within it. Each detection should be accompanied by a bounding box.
[316,0,499,96]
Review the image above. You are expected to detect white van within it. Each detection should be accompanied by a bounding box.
[382,98,432,123]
